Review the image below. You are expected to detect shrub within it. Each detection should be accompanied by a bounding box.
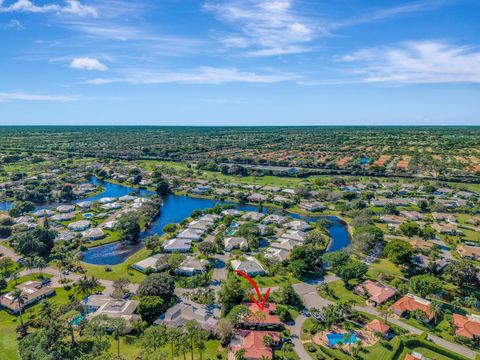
[307,344,317,352]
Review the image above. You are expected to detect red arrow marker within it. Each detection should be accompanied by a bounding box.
[234,270,271,311]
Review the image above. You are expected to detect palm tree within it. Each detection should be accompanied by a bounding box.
[75,275,95,299]
[464,296,477,309]
[34,257,47,277]
[234,349,246,360]
[167,326,180,360]
[262,335,274,357]
[10,288,27,326]
[38,299,56,320]
[429,300,442,324]
[452,297,463,312]
[24,257,35,278]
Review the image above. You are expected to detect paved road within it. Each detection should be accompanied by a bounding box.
[0,241,20,261]
[287,315,311,360]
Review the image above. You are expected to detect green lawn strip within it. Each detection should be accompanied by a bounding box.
[106,336,227,360]
[367,258,404,280]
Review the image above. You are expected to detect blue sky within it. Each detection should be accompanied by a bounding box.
[0,0,479,125]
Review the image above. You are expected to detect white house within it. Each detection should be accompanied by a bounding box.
[224,237,249,251]
[175,256,209,276]
[177,228,204,242]
[57,205,75,213]
[82,228,105,240]
[231,256,265,276]
[68,220,91,231]
[163,238,192,252]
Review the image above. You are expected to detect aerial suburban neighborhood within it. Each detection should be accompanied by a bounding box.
[0,127,479,360]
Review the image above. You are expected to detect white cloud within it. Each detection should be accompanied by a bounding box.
[70,57,108,71]
[86,66,298,85]
[335,40,480,84]
[0,0,97,16]
[204,0,316,56]
[0,92,76,102]
[3,19,24,29]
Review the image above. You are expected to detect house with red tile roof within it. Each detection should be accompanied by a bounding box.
[243,303,282,328]
[390,294,434,322]
[228,330,280,360]
[366,319,391,336]
[453,313,480,340]
[354,280,396,306]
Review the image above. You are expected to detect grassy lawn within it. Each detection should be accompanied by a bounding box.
[253,273,301,288]
[82,246,150,283]
[319,279,365,305]
[367,258,404,280]
[0,277,82,360]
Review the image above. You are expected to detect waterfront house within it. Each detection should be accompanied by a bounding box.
[132,254,168,273]
[82,228,105,241]
[163,238,192,252]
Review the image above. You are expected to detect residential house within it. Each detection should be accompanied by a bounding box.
[132,254,168,273]
[0,281,55,314]
[354,280,396,306]
[283,220,312,232]
[380,215,407,224]
[175,256,209,276]
[102,220,117,230]
[281,230,307,242]
[57,205,75,213]
[242,303,282,328]
[453,313,480,340]
[177,228,204,242]
[85,295,140,329]
[432,212,456,222]
[298,201,324,212]
[32,209,54,218]
[163,238,192,253]
[228,330,280,360]
[231,256,266,276]
[76,201,91,210]
[264,248,289,262]
[366,319,391,337]
[391,294,434,322]
[51,213,76,221]
[155,301,218,333]
[98,197,116,204]
[241,212,265,222]
[457,245,480,260]
[431,223,459,235]
[82,228,105,241]
[68,220,91,231]
[188,220,212,232]
[224,237,249,251]
[248,193,268,203]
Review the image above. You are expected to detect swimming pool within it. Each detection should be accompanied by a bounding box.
[326,332,358,346]
[83,213,94,219]
[226,229,237,236]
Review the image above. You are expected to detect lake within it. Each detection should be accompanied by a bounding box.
[82,192,351,265]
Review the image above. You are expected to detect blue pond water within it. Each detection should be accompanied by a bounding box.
[326,332,358,346]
